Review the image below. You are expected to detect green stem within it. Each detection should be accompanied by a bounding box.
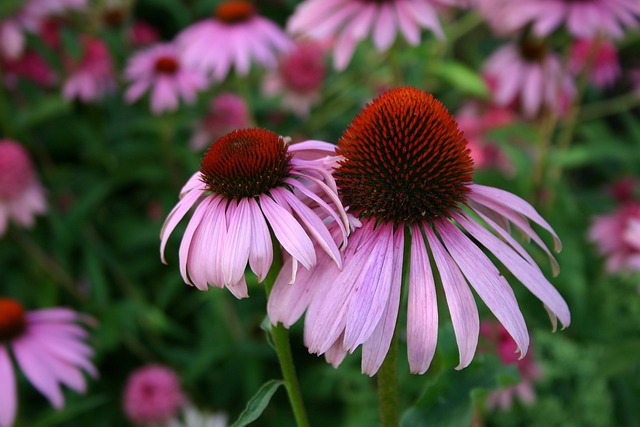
[378,330,400,427]
[578,92,640,121]
[263,251,310,427]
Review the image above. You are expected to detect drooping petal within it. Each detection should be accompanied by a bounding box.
[247,198,273,281]
[222,198,253,285]
[0,346,17,427]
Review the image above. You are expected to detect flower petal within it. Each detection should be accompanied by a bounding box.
[0,346,17,427]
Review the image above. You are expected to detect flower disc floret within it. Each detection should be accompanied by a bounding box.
[200,129,292,199]
[154,56,179,74]
[215,1,255,23]
[336,87,474,224]
[0,299,26,341]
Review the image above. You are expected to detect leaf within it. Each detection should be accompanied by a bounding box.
[231,380,285,427]
[427,61,489,98]
[401,356,518,427]
[14,97,71,131]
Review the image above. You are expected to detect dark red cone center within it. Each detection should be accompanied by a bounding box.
[215,1,255,24]
[154,56,179,74]
[0,298,27,342]
[200,128,292,199]
[335,87,474,224]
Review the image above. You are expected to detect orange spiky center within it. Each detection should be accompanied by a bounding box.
[154,56,179,74]
[0,298,26,341]
[200,128,292,199]
[335,87,474,224]
[215,1,255,23]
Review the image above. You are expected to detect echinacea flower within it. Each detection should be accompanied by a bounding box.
[176,1,292,80]
[268,87,570,375]
[483,40,575,118]
[0,139,46,236]
[569,38,620,89]
[124,43,208,115]
[589,202,640,273]
[263,41,328,117]
[161,128,349,298]
[62,36,115,102]
[189,92,250,151]
[481,322,542,411]
[123,365,185,426]
[499,0,640,39]
[0,298,96,427]
[287,0,445,70]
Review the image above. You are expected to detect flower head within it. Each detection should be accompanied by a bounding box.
[190,92,250,151]
[589,202,640,273]
[268,87,570,375]
[483,40,575,118]
[62,36,115,102]
[0,140,47,236]
[569,38,620,89]
[263,41,328,117]
[499,0,640,39]
[161,128,349,298]
[123,365,185,426]
[124,43,209,115]
[0,299,96,427]
[176,1,292,80]
[287,0,444,70]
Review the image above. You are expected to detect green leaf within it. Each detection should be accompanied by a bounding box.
[15,97,71,131]
[231,380,285,427]
[427,61,489,98]
[401,356,518,427]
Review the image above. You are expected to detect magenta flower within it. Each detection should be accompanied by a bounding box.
[499,0,640,39]
[176,1,292,80]
[569,39,620,89]
[129,21,160,47]
[122,365,185,426]
[161,128,349,298]
[0,140,46,236]
[589,202,640,273]
[62,36,115,102]
[124,43,208,115]
[287,0,444,70]
[481,322,542,411]
[189,92,250,151]
[268,87,570,375]
[263,41,328,117]
[0,298,96,427]
[0,20,25,60]
[483,41,575,119]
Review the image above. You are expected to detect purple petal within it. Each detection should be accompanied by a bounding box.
[178,196,214,286]
[12,337,64,408]
[247,199,273,281]
[222,198,252,285]
[0,346,16,427]
[373,3,397,51]
[161,187,205,264]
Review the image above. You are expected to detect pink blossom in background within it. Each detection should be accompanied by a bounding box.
[0,20,25,60]
[455,102,515,174]
[161,129,349,298]
[0,140,47,236]
[498,0,640,39]
[2,50,58,88]
[176,0,292,80]
[481,322,542,411]
[263,41,328,117]
[569,39,620,89]
[287,0,444,70]
[483,41,575,119]
[589,202,640,273]
[129,21,160,47]
[189,92,250,151]
[628,68,640,95]
[0,299,96,427]
[268,87,570,375]
[124,43,208,115]
[62,37,115,102]
[122,365,185,426]
[608,177,637,203]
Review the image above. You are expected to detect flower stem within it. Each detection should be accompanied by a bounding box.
[263,251,310,427]
[378,329,400,427]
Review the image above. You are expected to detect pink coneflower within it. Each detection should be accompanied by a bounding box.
[2,50,57,88]
[122,365,185,426]
[287,0,444,70]
[62,36,115,102]
[161,128,349,298]
[263,41,328,117]
[129,21,160,47]
[189,92,250,151]
[268,87,570,375]
[0,140,46,236]
[483,41,575,119]
[176,1,292,80]
[0,20,25,60]
[569,39,620,89]
[589,202,640,273]
[481,322,542,411]
[124,43,208,115]
[455,102,515,174]
[500,0,640,39]
[0,299,96,427]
